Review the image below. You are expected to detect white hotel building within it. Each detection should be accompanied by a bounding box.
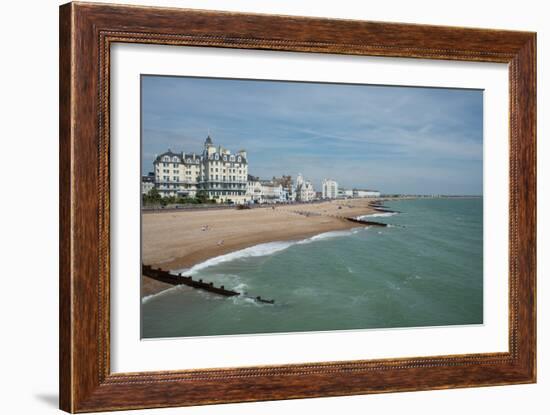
[295,174,316,202]
[246,175,288,204]
[153,135,249,204]
[151,136,330,205]
[354,189,381,198]
[322,179,339,199]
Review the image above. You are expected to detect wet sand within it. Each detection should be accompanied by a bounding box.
[142,198,379,297]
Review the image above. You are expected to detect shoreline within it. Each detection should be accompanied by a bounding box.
[142,194,481,214]
[141,198,385,298]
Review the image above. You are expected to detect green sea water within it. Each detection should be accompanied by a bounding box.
[141,198,483,338]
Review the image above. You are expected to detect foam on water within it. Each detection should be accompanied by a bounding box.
[176,241,294,275]
[141,285,183,304]
[231,295,265,307]
[357,212,398,219]
[176,227,367,275]
[233,282,249,292]
[142,198,484,338]
[296,228,364,244]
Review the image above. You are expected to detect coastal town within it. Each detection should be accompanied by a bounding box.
[141,134,388,297]
[141,135,380,206]
[140,135,477,299]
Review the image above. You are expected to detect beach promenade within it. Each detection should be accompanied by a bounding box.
[142,198,379,297]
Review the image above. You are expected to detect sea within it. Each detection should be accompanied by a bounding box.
[141,198,483,339]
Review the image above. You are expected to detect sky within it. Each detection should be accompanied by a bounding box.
[141,75,483,195]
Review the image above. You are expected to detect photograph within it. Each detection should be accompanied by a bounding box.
[140,75,484,339]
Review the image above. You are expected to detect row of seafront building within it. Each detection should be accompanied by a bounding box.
[142,135,380,204]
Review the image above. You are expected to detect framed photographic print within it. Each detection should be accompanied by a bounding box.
[59,2,536,412]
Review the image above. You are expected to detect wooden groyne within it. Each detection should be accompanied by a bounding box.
[368,201,400,213]
[346,217,388,227]
[345,200,404,227]
[142,264,275,304]
[143,264,239,296]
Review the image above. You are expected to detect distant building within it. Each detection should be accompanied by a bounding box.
[338,188,354,198]
[202,136,248,204]
[246,175,287,204]
[152,136,379,204]
[322,179,339,199]
[271,175,293,202]
[354,189,381,198]
[295,173,316,202]
[246,175,262,203]
[260,181,284,203]
[141,172,155,195]
[153,150,201,198]
[153,135,248,203]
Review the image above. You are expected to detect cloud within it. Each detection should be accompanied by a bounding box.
[141,75,483,195]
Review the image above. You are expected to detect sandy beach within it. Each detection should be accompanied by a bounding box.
[142,198,379,297]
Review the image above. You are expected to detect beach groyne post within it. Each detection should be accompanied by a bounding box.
[142,264,240,297]
[142,264,276,304]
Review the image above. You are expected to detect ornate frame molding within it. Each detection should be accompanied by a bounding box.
[60,2,536,412]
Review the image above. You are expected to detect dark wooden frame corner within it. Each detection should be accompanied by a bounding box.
[59,2,536,412]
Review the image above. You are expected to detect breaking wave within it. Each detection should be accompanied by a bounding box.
[176,227,367,275]
[141,285,182,304]
[357,212,398,220]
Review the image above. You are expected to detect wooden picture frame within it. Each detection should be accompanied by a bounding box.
[59,2,536,412]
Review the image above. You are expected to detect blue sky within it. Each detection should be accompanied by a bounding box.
[141,75,483,195]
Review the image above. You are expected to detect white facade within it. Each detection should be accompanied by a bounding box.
[322,179,339,199]
[202,137,248,204]
[339,189,354,198]
[141,174,155,195]
[246,176,262,203]
[246,176,286,204]
[354,189,381,198]
[295,173,316,202]
[260,182,284,203]
[153,136,249,204]
[154,151,201,198]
